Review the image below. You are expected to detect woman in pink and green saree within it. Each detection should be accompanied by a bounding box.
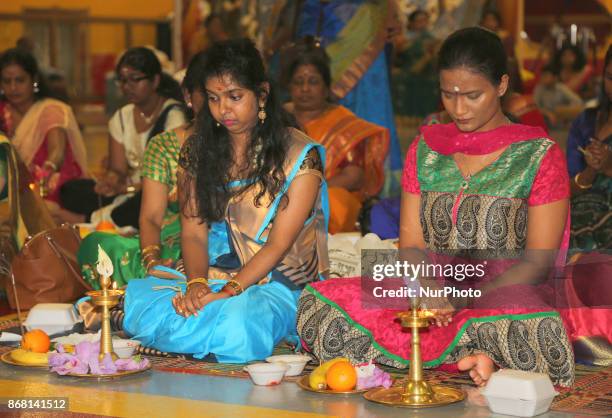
[296,27,578,388]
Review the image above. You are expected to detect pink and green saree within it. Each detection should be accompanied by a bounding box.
[297,122,580,387]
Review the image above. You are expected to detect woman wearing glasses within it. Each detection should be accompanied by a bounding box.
[76,52,211,288]
[58,47,187,228]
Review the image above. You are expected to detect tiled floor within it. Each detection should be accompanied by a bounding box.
[0,362,581,418]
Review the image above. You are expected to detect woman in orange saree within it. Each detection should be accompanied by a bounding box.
[284,44,389,234]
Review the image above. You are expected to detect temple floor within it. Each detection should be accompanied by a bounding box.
[0,352,587,418]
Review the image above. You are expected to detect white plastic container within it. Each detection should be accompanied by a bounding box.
[112,339,141,359]
[483,369,559,417]
[24,303,82,335]
[244,362,289,386]
[265,354,311,376]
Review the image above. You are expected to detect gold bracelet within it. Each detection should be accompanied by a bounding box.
[187,277,210,288]
[145,258,160,271]
[140,251,161,261]
[574,173,593,189]
[142,253,161,267]
[222,280,244,296]
[141,244,161,255]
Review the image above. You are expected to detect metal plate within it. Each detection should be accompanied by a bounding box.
[63,364,151,379]
[1,351,48,368]
[364,385,465,408]
[296,375,369,395]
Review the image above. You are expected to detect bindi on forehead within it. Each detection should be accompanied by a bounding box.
[206,74,244,93]
[294,65,322,77]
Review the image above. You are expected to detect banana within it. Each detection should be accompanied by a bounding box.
[11,349,49,366]
[309,357,349,389]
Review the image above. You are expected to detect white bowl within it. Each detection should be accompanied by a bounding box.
[112,339,141,359]
[24,303,82,335]
[265,354,311,377]
[244,362,289,386]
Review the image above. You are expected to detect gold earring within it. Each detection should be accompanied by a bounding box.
[258,104,267,124]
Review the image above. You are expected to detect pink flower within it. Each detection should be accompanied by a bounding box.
[50,356,88,375]
[98,353,118,375]
[75,341,99,363]
[49,340,148,376]
[48,351,73,368]
[355,362,393,390]
[115,355,150,371]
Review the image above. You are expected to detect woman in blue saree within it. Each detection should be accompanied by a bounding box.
[297,0,402,197]
[117,39,329,363]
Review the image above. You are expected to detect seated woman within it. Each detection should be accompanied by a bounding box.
[297,27,576,387]
[392,9,440,119]
[567,45,612,251]
[58,47,187,229]
[101,39,329,362]
[551,44,594,99]
[0,134,56,267]
[77,52,209,288]
[283,43,389,234]
[0,48,87,203]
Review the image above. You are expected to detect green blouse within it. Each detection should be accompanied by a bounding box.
[142,130,181,215]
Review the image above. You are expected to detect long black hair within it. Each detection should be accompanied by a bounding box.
[438,26,508,86]
[180,51,208,121]
[183,38,295,223]
[597,44,612,129]
[0,48,51,100]
[552,44,587,73]
[116,47,183,102]
[182,50,208,94]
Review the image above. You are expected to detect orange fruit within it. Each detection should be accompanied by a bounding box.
[326,361,357,391]
[96,220,116,233]
[21,329,51,353]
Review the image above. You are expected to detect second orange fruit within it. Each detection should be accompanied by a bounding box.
[21,329,51,353]
[326,361,357,391]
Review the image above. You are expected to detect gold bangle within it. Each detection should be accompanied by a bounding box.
[222,279,244,296]
[145,258,159,271]
[187,277,209,288]
[142,244,161,255]
[142,252,160,261]
[142,253,161,266]
[574,173,593,189]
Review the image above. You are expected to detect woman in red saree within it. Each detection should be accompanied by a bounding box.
[284,44,389,234]
[0,49,87,203]
[297,27,578,387]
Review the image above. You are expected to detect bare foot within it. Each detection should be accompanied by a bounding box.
[457,353,496,387]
